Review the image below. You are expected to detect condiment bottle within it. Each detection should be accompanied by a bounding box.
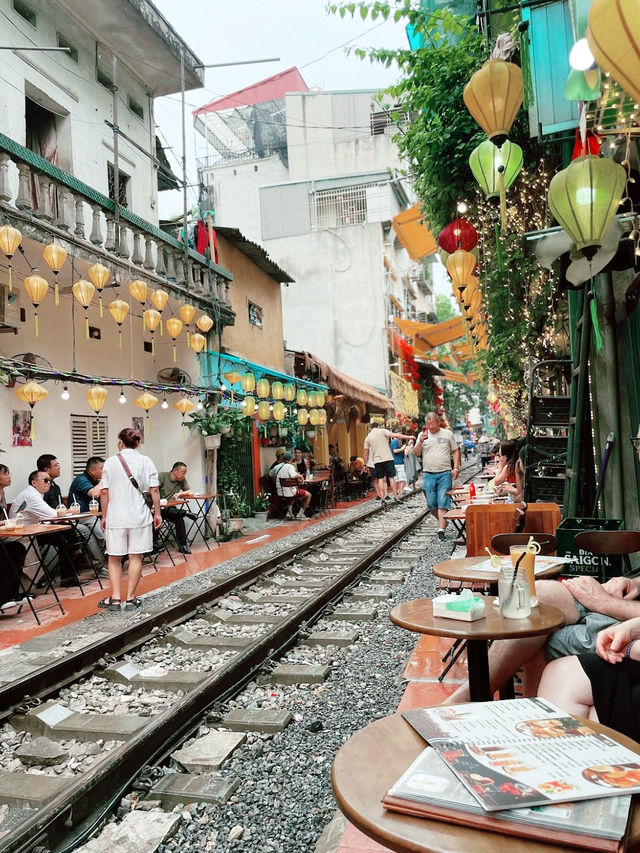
[469,482,476,500]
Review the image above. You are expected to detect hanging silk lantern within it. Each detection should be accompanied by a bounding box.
[587,0,640,106]
[0,224,21,291]
[296,388,308,407]
[150,289,169,336]
[318,409,327,426]
[257,400,271,421]
[72,279,95,339]
[189,332,206,353]
[461,275,479,309]
[88,262,110,317]
[271,381,284,400]
[256,378,270,398]
[470,140,523,201]
[23,275,48,337]
[283,383,296,402]
[547,155,627,259]
[129,279,147,306]
[446,250,476,292]
[196,313,214,334]
[174,396,195,436]
[463,59,523,146]
[109,298,129,349]
[307,391,317,408]
[242,371,256,392]
[224,370,242,403]
[143,308,162,355]
[14,380,48,439]
[272,400,285,421]
[165,316,183,363]
[315,391,325,407]
[86,385,107,439]
[42,242,67,306]
[179,303,196,345]
[242,395,256,417]
[309,408,320,426]
[437,218,478,254]
[134,391,158,432]
[297,407,309,426]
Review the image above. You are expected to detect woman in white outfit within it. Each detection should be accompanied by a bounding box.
[98,428,161,612]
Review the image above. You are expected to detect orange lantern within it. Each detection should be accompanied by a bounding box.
[23,276,49,337]
[42,242,67,306]
[446,250,476,292]
[196,313,214,334]
[109,298,129,348]
[189,332,206,353]
[463,59,523,146]
[72,279,95,339]
[86,385,107,438]
[165,316,183,363]
[134,391,158,431]
[88,263,110,317]
[143,308,162,354]
[179,303,196,345]
[14,380,48,438]
[129,279,147,306]
[150,289,169,336]
[0,224,21,291]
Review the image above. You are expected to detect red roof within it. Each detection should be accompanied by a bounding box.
[193,67,308,118]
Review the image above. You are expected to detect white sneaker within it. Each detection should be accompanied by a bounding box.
[285,510,295,520]
[295,511,306,520]
[403,486,413,493]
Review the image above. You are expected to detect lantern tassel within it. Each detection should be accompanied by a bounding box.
[7,265,12,292]
[119,329,122,350]
[96,418,100,440]
[85,316,89,340]
[498,168,507,232]
[34,311,39,338]
[30,414,35,440]
[160,318,163,337]
[151,338,155,357]
[99,296,103,318]
[54,280,59,306]
[172,343,177,364]
[186,330,191,347]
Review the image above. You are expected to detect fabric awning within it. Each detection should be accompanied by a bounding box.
[301,352,393,411]
[391,205,437,262]
[438,369,479,387]
[394,316,467,348]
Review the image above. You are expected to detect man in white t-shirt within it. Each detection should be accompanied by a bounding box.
[273,452,311,520]
[414,412,461,540]
[363,424,414,503]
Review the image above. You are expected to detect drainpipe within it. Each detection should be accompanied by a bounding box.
[596,270,624,519]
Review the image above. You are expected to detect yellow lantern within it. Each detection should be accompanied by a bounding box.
[309,408,320,426]
[296,388,308,407]
[14,380,48,438]
[165,316,183,363]
[88,263,110,317]
[242,372,256,392]
[446,250,476,291]
[196,313,214,334]
[315,391,325,407]
[143,308,162,355]
[129,279,147,306]
[271,381,283,400]
[307,391,317,408]
[179,303,196,345]
[189,332,206,353]
[297,407,309,426]
[224,370,242,385]
[72,279,95,339]
[173,396,195,435]
[257,400,271,421]
[256,378,270,398]
[134,391,158,430]
[588,0,640,107]
[283,383,296,402]
[272,400,285,421]
[150,289,169,336]
[23,275,48,337]
[318,409,327,426]
[86,385,107,438]
[242,395,256,417]
[463,59,523,146]
[0,224,21,291]
[109,298,130,348]
[42,242,67,306]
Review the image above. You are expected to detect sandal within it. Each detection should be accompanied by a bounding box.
[123,597,142,611]
[97,597,121,612]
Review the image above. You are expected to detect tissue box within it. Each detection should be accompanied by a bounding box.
[433,593,486,621]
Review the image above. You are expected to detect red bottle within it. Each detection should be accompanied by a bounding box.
[469,483,476,500]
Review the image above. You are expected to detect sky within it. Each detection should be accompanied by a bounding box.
[150,0,410,219]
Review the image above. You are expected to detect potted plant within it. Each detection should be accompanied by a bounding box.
[185,407,243,449]
[226,490,250,532]
[253,492,270,524]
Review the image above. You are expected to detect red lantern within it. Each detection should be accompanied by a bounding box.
[437,217,478,254]
[571,129,602,161]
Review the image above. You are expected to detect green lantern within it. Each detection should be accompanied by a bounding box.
[283,383,296,402]
[469,140,523,200]
[256,378,270,399]
[547,155,626,259]
[296,388,308,407]
[272,381,284,400]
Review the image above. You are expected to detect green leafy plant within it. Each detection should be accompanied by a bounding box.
[185,406,244,437]
[226,490,251,518]
[253,492,270,512]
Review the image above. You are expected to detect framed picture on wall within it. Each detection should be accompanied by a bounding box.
[132,416,144,443]
[12,410,32,447]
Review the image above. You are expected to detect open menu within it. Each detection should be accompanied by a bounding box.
[384,744,631,852]
[469,555,571,575]
[401,698,640,811]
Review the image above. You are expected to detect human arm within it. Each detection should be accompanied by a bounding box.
[596,616,640,663]
[601,576,640,598]
[100,488,109,531]
[561,575,640,619]
[149,485,162,530]
[493,455,509,486]
[452,446,461,481]
[176,478,194,498]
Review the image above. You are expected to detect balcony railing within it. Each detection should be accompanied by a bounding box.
[0,132,235,321]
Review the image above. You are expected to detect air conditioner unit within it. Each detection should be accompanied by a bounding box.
[0,284,20,332]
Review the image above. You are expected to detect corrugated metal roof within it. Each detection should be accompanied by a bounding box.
[214,226,294,283]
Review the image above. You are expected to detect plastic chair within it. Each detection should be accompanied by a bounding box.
[574,530,640,580]
[491,532,558,556]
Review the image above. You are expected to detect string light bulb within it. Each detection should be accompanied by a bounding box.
[119,390,127,404]
[161,396,169,410]
[61,384,70,401]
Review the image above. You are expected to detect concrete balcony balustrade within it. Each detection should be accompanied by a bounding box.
[0,132,234,324]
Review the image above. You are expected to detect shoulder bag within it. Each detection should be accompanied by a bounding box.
[117,453,154,511]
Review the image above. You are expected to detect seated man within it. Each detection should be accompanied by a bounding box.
[268,448,286,479]
[10,471,78,585]
[274,452,311,520]
[69,456,104,512]
[37,453,64,509]
[294,448,313,479]
[158,461,196,554]
[348,456,365,476]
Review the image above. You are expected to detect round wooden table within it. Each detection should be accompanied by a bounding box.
[332,713,640,853]
[432,557,564,588]
[390,599,565,702]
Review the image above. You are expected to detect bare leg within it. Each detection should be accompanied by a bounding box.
[125,554,143,601]
[373,477,384,499]
[378,477,388,500]
[107,554,123,601]
[388,477,397,498]
[538,656,597,720]
[444,580,581,703]
[436,508,448,531]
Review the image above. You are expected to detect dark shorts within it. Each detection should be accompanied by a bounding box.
[374,459,396,480]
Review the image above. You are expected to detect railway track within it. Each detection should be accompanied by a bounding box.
[0,493,438,853]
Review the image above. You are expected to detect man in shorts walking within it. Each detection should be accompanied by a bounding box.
[414,412,461,541]
[363,424,414,503]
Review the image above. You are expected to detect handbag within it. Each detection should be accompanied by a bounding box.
[117,453,154,511]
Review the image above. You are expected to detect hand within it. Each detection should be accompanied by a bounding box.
[560,576,610,611]
[596,622,635,663]
[602,576,640,600]
[153,512,162,530]
[101,517,106,532]
[452,467,460,481]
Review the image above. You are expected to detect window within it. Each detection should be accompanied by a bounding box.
[71,415,108,476]
[13,0,36,25]
[128,96,144,121]
[248,302,263,328]
[107,163,129,207]
[97,67,114,90]
[314,185,367,229]
[57,33,78,63]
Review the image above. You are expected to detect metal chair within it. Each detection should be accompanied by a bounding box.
[574,530,640,581]
[490,532,558,556]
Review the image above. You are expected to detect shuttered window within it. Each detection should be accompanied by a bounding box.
[70,415,108,476]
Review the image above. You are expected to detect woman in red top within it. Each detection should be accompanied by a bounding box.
[494,440,520,496]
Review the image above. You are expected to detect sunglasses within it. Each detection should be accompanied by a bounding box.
[40,477,51,484]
